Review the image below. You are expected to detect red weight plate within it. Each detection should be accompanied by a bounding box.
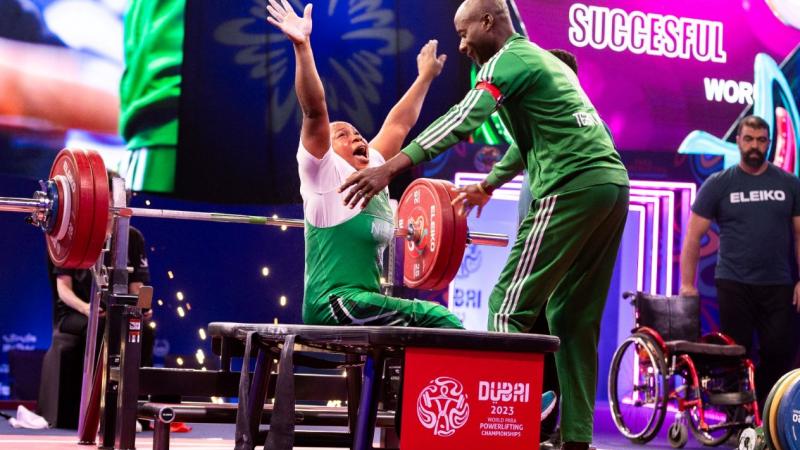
[426,180,458,290]
[80,149,109,269]
[421,179,459,291]
[429,179,468,291]
[398,179,455,289]
[398,179,437,287]
[46,149,96,268]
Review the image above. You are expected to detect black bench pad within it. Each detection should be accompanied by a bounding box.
[208,322,560,354]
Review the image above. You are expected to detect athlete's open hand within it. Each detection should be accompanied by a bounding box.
[266,0,313,45]
[417,40,447,81]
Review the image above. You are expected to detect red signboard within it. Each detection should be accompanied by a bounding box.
[401,347,545,450]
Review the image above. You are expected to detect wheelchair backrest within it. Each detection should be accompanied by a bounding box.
[627,291,700,342]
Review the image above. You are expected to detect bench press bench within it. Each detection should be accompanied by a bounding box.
[208,323,560,450]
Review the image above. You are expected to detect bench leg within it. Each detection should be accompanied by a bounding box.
[247,348,274,439]
[153,419,170,450]
[353,350,384,450]
[346,353,362,436]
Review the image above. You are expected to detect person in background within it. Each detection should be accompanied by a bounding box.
[680,114,800,409]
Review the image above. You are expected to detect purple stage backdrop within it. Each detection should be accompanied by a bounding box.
[516,0,800,152]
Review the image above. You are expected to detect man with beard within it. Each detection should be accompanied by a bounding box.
[680,114,800,409]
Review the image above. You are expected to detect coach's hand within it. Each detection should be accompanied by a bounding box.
[451,182,492,218]
[340,153,413,209]
[339,165,392,209]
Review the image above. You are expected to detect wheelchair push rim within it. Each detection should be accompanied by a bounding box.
[608,333,668,444]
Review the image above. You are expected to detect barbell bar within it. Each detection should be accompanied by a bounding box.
[0,149,508,290]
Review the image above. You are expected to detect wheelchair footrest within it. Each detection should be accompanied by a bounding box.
[705,420,750,432]
[708,391,756,406]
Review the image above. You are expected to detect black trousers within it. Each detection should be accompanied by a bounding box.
[715,279,796,409]
[59,310,154,367]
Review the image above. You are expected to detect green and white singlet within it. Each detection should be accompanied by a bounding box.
[297,145,461,328]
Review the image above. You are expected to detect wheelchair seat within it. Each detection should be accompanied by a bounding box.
[664,340,746,357]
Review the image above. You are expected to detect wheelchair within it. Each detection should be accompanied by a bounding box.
[608,291,762,448]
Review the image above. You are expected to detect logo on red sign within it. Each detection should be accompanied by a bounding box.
[416,377,470,437]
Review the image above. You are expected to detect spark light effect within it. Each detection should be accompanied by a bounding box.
[195,349,205,365]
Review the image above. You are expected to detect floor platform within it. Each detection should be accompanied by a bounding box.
[0,403,726,449]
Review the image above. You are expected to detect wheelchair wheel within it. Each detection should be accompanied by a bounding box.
[668,421,689,448]
[680,372,740,447]
[609,333,668,444]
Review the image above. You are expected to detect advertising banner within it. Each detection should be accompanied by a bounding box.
[516,0,800,153]
[401,347,544,450]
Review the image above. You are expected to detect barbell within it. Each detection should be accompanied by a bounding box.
[0,148,508,290]
[738,368,800,450]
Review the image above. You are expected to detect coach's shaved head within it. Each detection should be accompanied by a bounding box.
[456,0,511,21]
[454,0,515,65]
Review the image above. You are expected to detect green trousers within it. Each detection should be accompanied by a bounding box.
[488,183,629,443]
[307,291,463,329]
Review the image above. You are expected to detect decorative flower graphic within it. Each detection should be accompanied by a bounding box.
[417,376,470,437]
[214,0,414,135]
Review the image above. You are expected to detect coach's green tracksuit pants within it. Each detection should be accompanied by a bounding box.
[488,183,629,443]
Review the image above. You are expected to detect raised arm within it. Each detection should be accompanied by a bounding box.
[266,0,329,158]
[339,50,526,209]
[679,212,712,297]
[369,40,446,160]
